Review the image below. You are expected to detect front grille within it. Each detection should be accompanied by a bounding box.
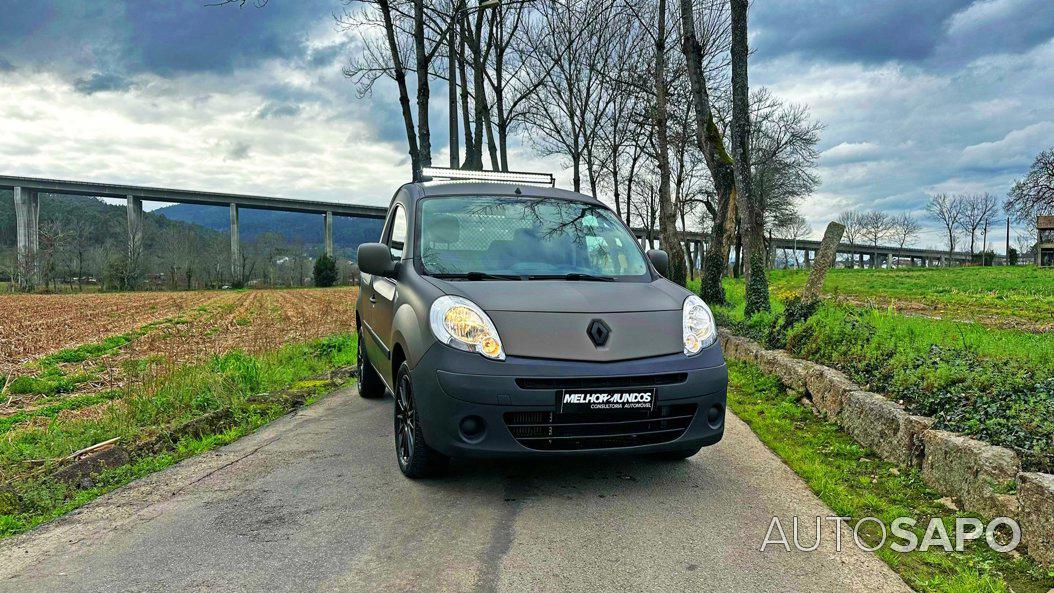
[504,404,697,451]
[515,373,687,390]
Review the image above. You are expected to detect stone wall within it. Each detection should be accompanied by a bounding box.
[718,329,1054,567]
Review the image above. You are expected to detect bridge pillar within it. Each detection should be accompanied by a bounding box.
[230,204,241,283]
[13,187,40,289]
[804,249,812,268]
[126,195,144,287]
[324,211,334,258]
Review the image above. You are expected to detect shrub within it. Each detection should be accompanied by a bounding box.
[764,296,819,350]
[313,255,338,287]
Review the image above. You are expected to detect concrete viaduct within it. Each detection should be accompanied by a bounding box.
[2,175,387,286]
[4,174,976,287]
[631,231,978,269]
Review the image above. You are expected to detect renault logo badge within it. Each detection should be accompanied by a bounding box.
[587,319,611,347]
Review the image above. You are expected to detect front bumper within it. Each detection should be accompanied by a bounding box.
[409,342,728,458]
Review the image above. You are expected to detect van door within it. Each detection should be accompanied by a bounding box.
[371,203,406,380]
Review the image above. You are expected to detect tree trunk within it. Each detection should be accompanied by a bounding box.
[679,0,736,303]
[458,18,475,169]
[448,17,459,168]
[413,0,431,168]
[730,0,769,316]
[469,12,487,171]
[625,149,641,226]
[654,0,687,286]
[733,226,742,278]
[379,0,420,180]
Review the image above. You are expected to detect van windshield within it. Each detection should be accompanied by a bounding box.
[417,196,650,280]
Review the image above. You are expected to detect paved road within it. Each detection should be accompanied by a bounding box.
[0,387,911,593]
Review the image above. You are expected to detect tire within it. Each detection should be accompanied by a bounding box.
[394,362,449,479]
[356,329,385,399]
[653,444,704,461]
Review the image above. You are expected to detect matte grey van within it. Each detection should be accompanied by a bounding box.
[356,177,727,478]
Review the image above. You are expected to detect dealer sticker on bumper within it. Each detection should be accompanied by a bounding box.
[558,388,656,413]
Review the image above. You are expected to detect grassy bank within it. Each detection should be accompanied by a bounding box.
[0,333,357,539]
[692,270,1054,473]
[728,361,1054,593]
[755,267,1054,326]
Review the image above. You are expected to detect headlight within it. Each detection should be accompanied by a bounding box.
[429,295,506,360]
[682,295,716,356]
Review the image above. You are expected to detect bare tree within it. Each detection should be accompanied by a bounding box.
[889,212,921,266]
[730,89,821,234]
[522,0,624,192]
[341,0,470,178]
[927,193,966,255]
[958,192,999,255]
[835,209,863,268]
[728,0,767,313]
[857,210,895,268]
[679,0,735,304]
[1016,218,1038,261]
[1006,147,1054,222]
[647,0,688,285]
[775,215,810,268]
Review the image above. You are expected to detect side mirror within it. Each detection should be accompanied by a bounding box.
[647,249,669,277]
[358,243,397,278]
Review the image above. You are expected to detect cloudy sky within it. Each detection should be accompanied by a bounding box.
[1,0,1053,250]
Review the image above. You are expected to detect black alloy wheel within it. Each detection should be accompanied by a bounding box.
[393,362,449,478]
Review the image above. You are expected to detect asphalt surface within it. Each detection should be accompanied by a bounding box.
[0,386,911,593]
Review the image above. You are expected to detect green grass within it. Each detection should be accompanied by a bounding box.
[753,267,1054,326]
[693,270,1054,472]
[728,361,1054,593]
[0,333,358,539]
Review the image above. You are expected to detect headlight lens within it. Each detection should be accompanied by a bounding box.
[429,295,506,360]
[682,295,716,356]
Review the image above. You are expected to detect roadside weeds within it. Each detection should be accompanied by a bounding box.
[728,361,1054,593]
[0,333,359,539]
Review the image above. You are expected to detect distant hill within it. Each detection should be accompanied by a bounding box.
[154,203,384,255]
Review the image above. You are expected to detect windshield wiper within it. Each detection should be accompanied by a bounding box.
[528,273,616,282]
[432,271,523,281]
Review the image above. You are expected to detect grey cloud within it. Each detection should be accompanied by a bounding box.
[753,0,969,64]
[936,0,1054,64]
[0,56,14,71]
[73,72,134,95]
[305,39,351,68]
[959,121,1054,171]
[225,141,252,161]
[820,142,885,165]
[753,0,1054,69]
[255,101,302,119]
[0,0,340,80]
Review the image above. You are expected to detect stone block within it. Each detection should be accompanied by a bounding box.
[922,430,1021,518]
[804,365,859,419]
[840,391,933,468]
[1018,472,1054,567]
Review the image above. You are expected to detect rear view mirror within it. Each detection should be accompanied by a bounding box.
[647,249,669,277]
[358,243,397,278]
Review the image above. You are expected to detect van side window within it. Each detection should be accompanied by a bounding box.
[388,205,407,260]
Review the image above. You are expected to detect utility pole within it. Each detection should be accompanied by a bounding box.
[1006,217,1011,265]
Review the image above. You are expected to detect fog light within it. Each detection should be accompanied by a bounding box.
[707,404,725,428]
[459,415,486,441]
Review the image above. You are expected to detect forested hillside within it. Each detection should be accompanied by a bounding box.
[154,203,383,250]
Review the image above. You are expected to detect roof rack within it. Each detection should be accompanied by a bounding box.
[420,167,555,187]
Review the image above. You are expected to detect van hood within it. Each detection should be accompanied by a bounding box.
[426,278,687,313]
